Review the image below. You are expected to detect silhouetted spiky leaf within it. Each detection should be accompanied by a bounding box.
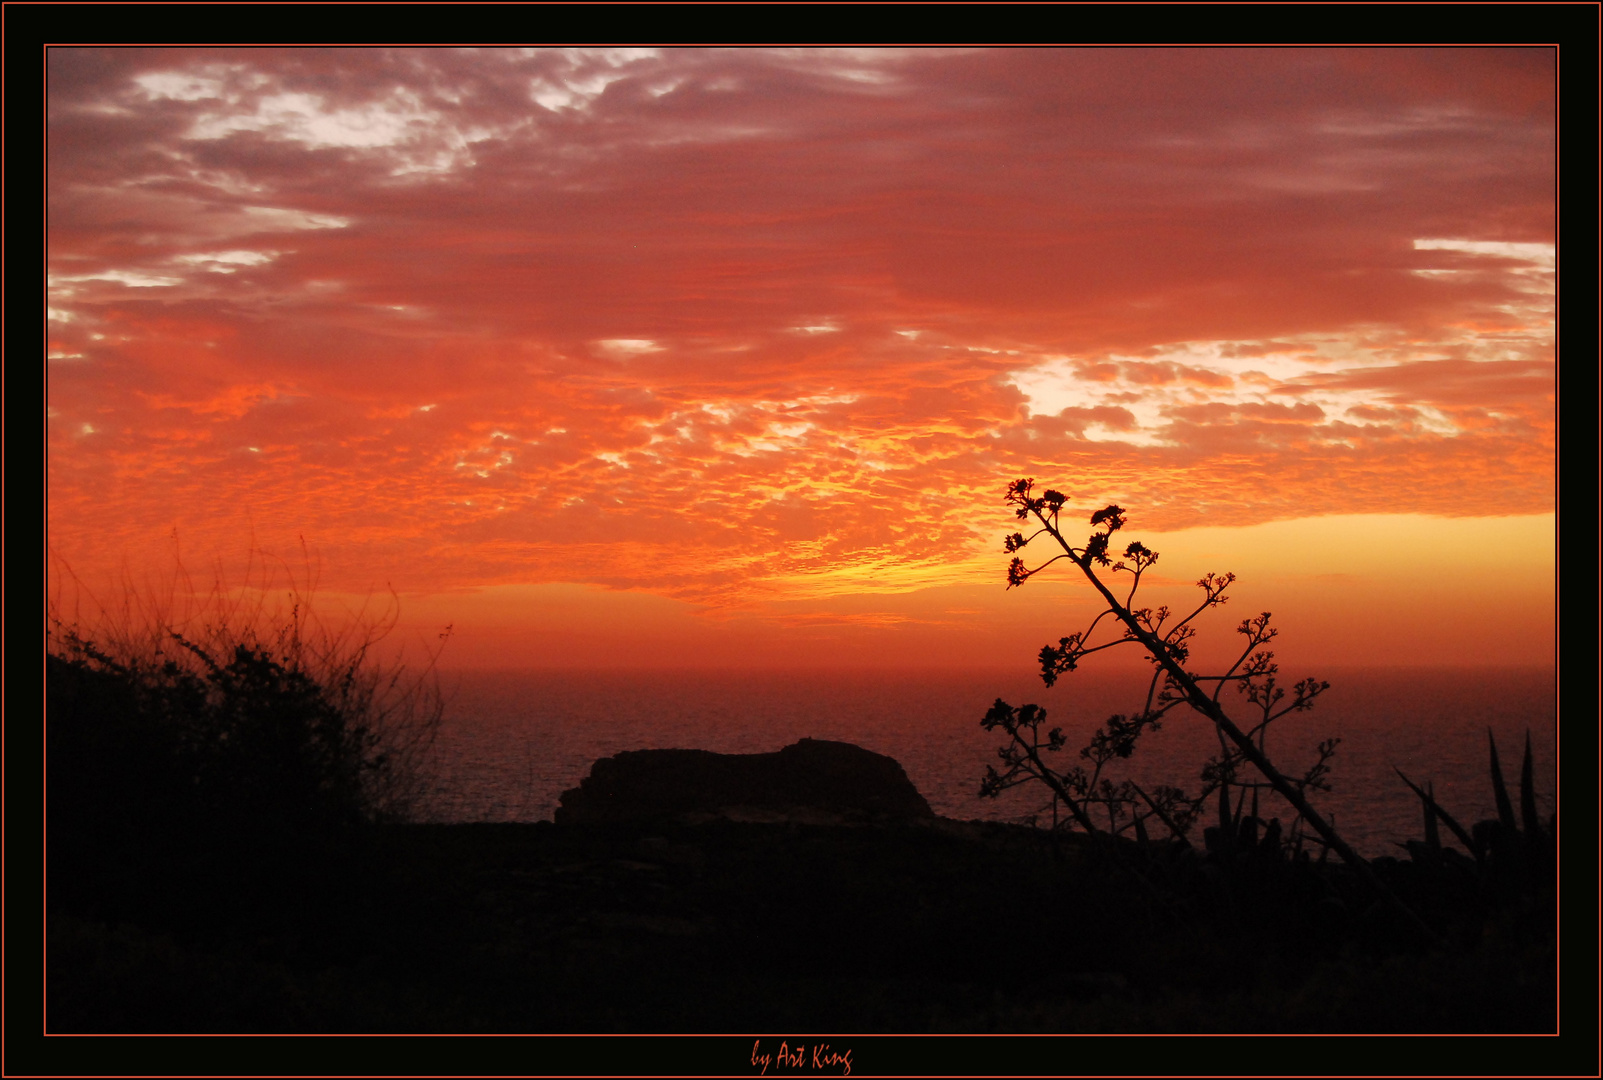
[1240,815,1258,848]
[1423,780,1441,852]
[1488,730,1517,833]
[1520,730,1541,839]
[1395,767,1481,857]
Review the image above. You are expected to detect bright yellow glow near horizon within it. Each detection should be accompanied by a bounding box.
[48,50,1554,672]
[339,512,1556,671]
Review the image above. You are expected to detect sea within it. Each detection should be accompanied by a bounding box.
[417,666,1558,858]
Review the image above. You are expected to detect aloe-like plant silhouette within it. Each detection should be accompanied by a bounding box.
[981,478,1438,939]
[1395,729,1555,896]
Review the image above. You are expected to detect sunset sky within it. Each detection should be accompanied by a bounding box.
[45,48,1556,670]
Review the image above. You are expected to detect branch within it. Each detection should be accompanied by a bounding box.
[1022,496,1439,943]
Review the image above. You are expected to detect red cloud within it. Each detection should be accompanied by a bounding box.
[47,48,1555,609]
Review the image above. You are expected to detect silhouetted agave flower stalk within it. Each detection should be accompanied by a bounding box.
[983,477,1438,942]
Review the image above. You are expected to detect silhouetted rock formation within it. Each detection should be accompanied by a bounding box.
[554,738,935,825]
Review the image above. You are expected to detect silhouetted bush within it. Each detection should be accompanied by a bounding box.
[46,551,446,925]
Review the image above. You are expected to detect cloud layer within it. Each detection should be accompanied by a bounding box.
[47,48,1555,616]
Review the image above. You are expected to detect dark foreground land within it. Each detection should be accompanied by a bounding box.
[48,814,1555,1034]
[40,651,1559,1039]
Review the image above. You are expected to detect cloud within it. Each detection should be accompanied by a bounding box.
[46,48,1555,607]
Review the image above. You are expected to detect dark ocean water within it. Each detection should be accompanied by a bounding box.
[418,666,1557,857]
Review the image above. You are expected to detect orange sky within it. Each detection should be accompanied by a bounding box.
[46,48,1556,669]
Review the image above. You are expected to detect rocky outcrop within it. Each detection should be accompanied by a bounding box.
[554,738,934,825]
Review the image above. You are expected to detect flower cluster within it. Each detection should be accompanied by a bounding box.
[982,477,1343,860]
